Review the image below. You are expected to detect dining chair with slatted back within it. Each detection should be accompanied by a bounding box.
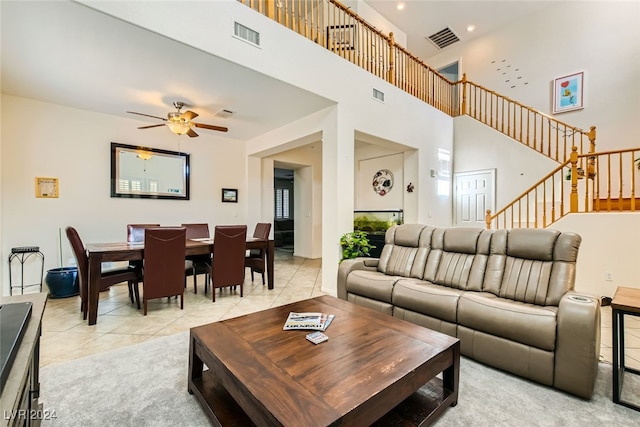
[210,225,247,302]
[142,227,186,315]
[245,222,272,285]
[66,226,141,319]
[182,223,211,294]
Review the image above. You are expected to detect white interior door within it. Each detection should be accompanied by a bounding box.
[454,169,496,226]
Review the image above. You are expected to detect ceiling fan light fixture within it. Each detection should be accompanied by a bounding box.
[136,150,153,160]
[167,122,191,135]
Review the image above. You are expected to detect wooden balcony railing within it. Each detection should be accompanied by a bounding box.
[459,75,596,163]
[239,0,597,163]
[485,147,640,229]
[237,0,634,229]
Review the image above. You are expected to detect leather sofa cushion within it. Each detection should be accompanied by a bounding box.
[506,228,559,260]
[345,270,398,303]
[484,229,580,306]
[424,227,491,291]
[378,224,433,279]
[443,227,485,254]
[392,279,462,323]
[458,292,557,351]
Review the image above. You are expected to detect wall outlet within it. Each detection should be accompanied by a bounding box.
[605,271,613,281]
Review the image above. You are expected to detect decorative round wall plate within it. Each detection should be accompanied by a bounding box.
[372,169,393,196]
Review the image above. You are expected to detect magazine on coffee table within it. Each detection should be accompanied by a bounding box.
[283,312,335,331]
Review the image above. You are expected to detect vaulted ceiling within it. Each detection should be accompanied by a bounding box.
[1,1,554,141]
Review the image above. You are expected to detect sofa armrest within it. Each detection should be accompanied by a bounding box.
[554,292,601,399]
[337,258,379,300]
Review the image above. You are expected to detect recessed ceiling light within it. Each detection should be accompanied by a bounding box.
[396,3,405,11]
[466,25,476,32]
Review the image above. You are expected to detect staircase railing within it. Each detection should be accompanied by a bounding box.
[485,148,640,229]
[239,0,596,161]
[459,75,596,163]
[238,0,625,228]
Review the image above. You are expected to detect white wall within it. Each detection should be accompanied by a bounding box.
[553,213,640,297]
[454,115,559,208]
[1,1,455,296]
[15,0,640,298]
[428,1,640,153]
[1,95,247,293]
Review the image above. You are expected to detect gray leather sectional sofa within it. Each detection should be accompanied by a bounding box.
[337,224,601,399]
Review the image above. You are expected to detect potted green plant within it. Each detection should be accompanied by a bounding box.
[339,231,375,262]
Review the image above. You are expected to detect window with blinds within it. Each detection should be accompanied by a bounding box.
[275,188,290,219]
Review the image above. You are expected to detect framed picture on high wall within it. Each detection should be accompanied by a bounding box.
[327,24,355,50]
[552,72,584,114]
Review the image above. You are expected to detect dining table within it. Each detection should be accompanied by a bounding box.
[84,238,274,325]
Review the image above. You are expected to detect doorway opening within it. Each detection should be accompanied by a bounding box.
[438,60,460,112]
[274,168,294,252]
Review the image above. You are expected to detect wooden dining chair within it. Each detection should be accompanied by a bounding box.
[127,223,160,244]
[127,223,193,288]
[182,223,212,294]
[126,223,160,271]
[245,222,272,285]
[66,226,141,319]
[141,227,186,315]
[208,225,247,302]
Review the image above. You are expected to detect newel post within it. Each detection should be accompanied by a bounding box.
[570,146,579,212]
[387,32,395,85]
[485,209,492,229]
[461,73,468,116]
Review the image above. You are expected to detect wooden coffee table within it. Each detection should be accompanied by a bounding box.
[188,295,460,426]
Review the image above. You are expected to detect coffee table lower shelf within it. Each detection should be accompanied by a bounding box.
[189,369,456,427]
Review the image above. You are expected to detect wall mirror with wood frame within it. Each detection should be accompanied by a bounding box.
[110,142,190,200]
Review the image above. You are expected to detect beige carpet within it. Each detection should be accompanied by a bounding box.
[40,332,640,426]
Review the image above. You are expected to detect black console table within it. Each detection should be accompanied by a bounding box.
[0,292,47,426]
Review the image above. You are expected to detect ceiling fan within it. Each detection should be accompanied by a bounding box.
[127,101,228,137]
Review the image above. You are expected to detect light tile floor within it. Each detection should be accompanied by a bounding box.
[40,251,640,371]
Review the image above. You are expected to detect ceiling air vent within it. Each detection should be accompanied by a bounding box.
[215,109,234,118]
[234,22,260,47]
[426,27,460,50]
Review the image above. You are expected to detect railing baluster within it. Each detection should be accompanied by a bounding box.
[619,153,624,211]
[238,0,640,227]
[607,154,612,211]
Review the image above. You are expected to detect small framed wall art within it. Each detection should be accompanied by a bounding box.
[35,177,59,198]
[327,24,355,50]
[552,72,584,114]
[221,188,238,203]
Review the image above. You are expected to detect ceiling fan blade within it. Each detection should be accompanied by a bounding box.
[181,110,198,121]
[126,111,167,121]
[193,122,228,132]
[137,124,166,129]
[186,128,199,138]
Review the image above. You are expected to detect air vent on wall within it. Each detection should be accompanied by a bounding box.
[234,22,260,46]
[372,88,385,102]
[426,27,460,50]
